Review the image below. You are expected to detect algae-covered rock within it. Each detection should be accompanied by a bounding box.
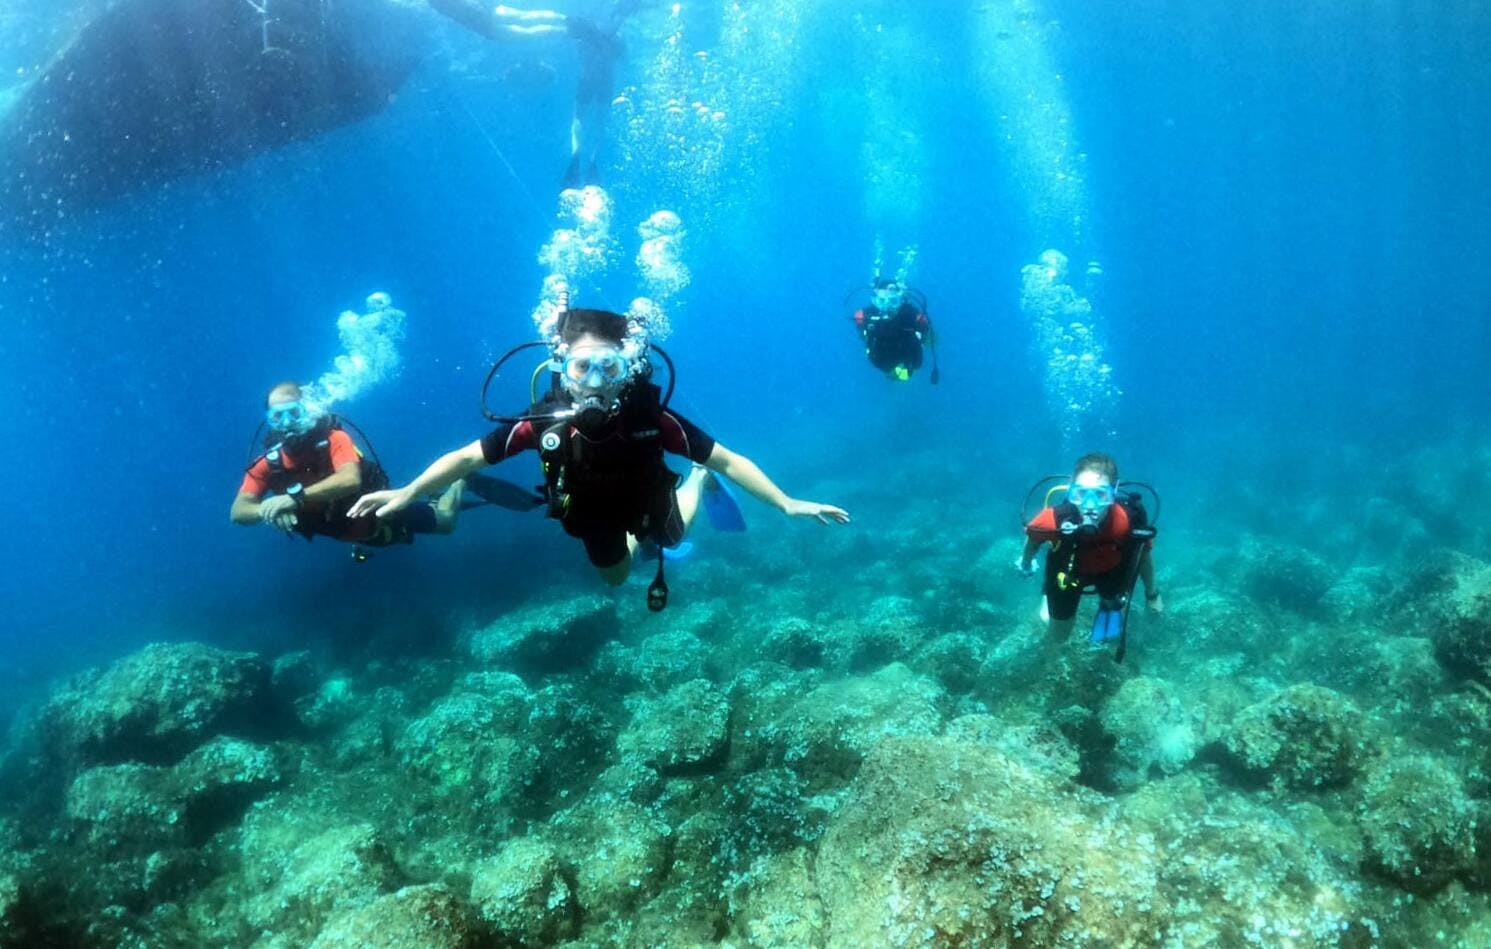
[551,801,671,916]
[65,763,185,854]
[271,650,320,703]
[760,616,830,669]
[761,663,946,791]
[912,632,993,695]
[1100,676,1199,787]
[470,837,577,945]
[39,642,272,766]
[397,691,537,808]
[1421,557,1491,680]
[1237,538,1334,615]
[309,884,475,949]
[595,629,712,693]
[1359,755,1478,892]
[466,595,618,678]
[945,714,1082,783]
[618,679,729,773]
[243,822,399,941]
[0,872,19,944]
[1224,683,1374,790]
[816,735,1165,947]
[727,847,825,948]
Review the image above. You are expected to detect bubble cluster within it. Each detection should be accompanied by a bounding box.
[303,292,407,410]
[617,1,808,225]
[636,210,689,311]
[975,0,1088,248]
[855,13,928,238]
[1019,249,1118,446]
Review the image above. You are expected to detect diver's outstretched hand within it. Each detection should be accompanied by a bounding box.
[783,499,850,525]
[349,488,414,519]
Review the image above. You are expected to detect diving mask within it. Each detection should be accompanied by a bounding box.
[266,401,317,436]
[872,287,905,313]
[562,349,629,390]
[1068,483,1116,526]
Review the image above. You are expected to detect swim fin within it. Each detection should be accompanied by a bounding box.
[465,473,544,512]
[702,473,747,532]
[640,540,695,562]
[1091,599,1125,644]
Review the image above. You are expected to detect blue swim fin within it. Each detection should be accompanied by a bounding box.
[639,540,695,562]
[1091,600,1124,644]
[702,473,747,532]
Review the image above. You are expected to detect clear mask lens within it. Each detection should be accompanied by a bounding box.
[563,351,628,388]
[266,402,309,432]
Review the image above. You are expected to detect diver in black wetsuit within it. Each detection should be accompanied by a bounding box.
[428,0,644,188]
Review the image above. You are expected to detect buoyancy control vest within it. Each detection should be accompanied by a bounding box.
[251,417,390,537]
[532,382,680,535]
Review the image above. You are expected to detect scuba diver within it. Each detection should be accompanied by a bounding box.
[428,0,644,188]
[347,307,849,608]
[852,277,939,383]
[232,381,540,553]
[1016,452,1162,663]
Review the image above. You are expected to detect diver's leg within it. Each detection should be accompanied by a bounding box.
[676,465,708,533]
[433,479,466,534]
[584,530,632,586]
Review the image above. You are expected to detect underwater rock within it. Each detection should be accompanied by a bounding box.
[64,763,186,855]
[1120,772,1370,944]
[912,632,994,695]
[1359,755,1479,893]
[0,873,19,944]
[466,595,618,679]
[945,713,1083,783]
[524,684,619,799]
[764,663,946,792]
[39,642,273,767]
[297,676,363,733]
[243,822,400,942]
[760,616,830,669]
[816,735,1165,947]
[727,847,826,948]
[310,884,475,949]
[1224,684,1375,790]
[1418,554,1491,680]
[271,650,321,704]
[824,596,932,672]
[397,690,538,808]
[551,800,671,916]
[723,767,820,856]
[595,628,712,694]
[618,679,730,774]
[67,741,279,857]
[1100,676,1199,788]
[470,837,577,946]
[1237,538,1334,616]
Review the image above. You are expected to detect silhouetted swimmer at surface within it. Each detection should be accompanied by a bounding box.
[429,0,647,188]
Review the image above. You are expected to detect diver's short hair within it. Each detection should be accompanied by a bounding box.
[1073,452,1119,483]
[559,308,628,346]
[265,380,304,407]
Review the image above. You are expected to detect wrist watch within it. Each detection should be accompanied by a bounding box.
[286,483,306,509]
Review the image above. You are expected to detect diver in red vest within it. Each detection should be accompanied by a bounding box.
[1018,453,1163,659]
[232,381,538,550]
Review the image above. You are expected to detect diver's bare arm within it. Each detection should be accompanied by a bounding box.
[703,445,790,512]
[1139,548,1157,595]
[428,0,503,38]
[301,462,362,505]
[230,492,262,526]
[1021,537,1043,563]
[404,442,488,498]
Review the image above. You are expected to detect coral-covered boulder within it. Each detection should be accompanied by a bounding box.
[816,735,1165,947]
[466,595,618,679]
[65,763,185,855]
[397,690,537,808]
[550,801,671,916]
[38,642,272,766]
[1100,676,1199,788]
[756,663,946,791]
[310,884,475,949]
[242,822,399,942]
[727,847,825,948]
[1224,684,1374,790]
[1237,538,1334,616]
[617,679,729,773]
[470,837,577,946]
[1359,756,1479,892]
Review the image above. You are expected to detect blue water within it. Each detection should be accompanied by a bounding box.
[0,0,1488,706]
